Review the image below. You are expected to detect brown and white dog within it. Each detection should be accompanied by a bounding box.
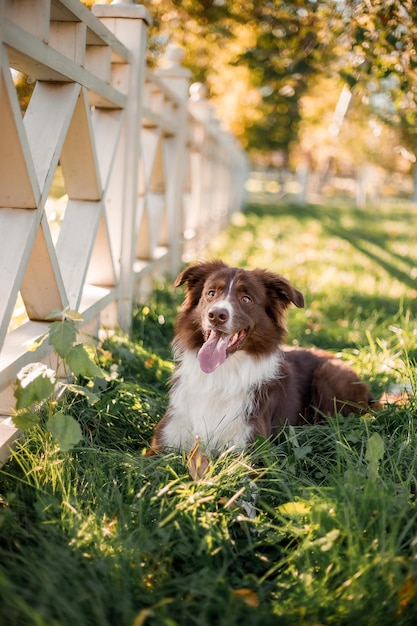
[150,260,373,454]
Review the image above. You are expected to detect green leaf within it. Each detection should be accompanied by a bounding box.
[12,411,41,430]
[66,344,104,378]
[46,309,65,320]
[66,383,100,405]
[64,310,84,322]
[365,432,385,480]
[47,412,82,451]
[294,445,312,460]
[48,319,77,358]
[14,363,55,410]
[277,501,311,516]
[46,309,84,322]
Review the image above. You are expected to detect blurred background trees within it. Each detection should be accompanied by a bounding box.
[140,1,416,187]
[81,1,417,196]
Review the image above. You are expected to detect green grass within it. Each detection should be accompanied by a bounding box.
[1,198,417,625]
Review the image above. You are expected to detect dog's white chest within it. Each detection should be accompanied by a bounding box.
[161,350,281,452]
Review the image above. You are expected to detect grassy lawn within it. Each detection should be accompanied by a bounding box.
[1,198,417,625]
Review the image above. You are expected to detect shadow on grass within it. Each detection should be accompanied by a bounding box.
[247,200,417,292]
[323,221,417,291]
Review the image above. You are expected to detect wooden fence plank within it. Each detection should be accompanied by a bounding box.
[0,1,247,456]
[3,20,126,108]
[91,107,124,190]
[21,216,69,319]
[85,213,116,288]
[0,209,39,346]
[60,87,102,201]
[24,81,81,194]
[0,60,39,208]
[56,199,102,309]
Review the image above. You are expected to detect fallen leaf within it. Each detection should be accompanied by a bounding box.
[187,436,209,481]
[233,588,260,608]
[397,577,417,614]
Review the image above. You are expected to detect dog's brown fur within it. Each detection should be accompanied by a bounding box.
[149,261,374,454]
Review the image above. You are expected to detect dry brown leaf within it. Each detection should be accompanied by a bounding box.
[233,588,260,608]
[396,577,417,615]
[187,436,210,481]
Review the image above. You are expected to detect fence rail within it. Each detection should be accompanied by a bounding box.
[0,0,248,461]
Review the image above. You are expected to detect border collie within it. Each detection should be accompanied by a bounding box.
[150,260,373,454]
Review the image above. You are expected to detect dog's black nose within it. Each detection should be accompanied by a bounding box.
[208,306,229,325]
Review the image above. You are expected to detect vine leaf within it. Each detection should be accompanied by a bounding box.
[14,363,55,410]
[66,383,100,405]
[66,344,104,378]
[47,309,84,322]
[47,412,82,451]
[12,411,41,430]
[48,319,77,358]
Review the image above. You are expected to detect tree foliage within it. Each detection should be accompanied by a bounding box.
[143,0,335,151]
[74,0,416,167]
[340,1,417,154]
[139,0,417,159]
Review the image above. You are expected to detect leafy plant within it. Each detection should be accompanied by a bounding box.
[1,199,417,625]
[12,309,105,451]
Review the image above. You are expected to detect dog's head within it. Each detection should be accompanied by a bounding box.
[173,261,304,373]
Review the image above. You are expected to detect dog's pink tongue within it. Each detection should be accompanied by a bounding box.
[198,332,230,373]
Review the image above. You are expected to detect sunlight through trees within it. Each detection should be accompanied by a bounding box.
[84,1,417,190]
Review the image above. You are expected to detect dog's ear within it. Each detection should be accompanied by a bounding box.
[175,260,228,308]
[275,276,304,309]
[253,269,304,309]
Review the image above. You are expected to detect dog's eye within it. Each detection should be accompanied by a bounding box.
[207,289,216,298]
[242,295,252,304]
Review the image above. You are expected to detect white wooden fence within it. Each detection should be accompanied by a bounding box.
[0,0,248,461]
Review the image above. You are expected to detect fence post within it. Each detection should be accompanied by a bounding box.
[187,83,219,248]
[155,45,192,276]
[92,0,152,333]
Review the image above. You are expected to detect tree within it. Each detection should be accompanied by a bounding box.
[235,1,342,153]
[340,1,417,180]
[90,1,417,167]
[141,0,344,154]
